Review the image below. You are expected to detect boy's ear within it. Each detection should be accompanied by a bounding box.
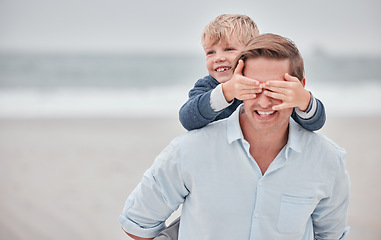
[301,77,306,87]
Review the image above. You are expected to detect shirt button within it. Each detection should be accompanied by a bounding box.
[258,181,262,186]
[254,213,259,218]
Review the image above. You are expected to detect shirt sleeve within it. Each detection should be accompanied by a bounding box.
[118,140,188,238]
[291,93,326,131]
[312,149,350,239]
[210,84,233,112]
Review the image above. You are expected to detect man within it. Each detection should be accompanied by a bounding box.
[119,33,350,240]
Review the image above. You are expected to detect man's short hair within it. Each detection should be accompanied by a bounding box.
[201,14,259,48]
[234,33,305,81]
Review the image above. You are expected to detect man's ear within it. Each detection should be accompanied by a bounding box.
[301,77,306,87]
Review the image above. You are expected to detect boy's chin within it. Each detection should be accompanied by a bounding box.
[210,70,233,83]
[214,75,231,83]
[217,79,229,83]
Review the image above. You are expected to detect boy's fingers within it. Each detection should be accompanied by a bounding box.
[253,87,262,93]
[242,76,260,86]
[284,73,300,82]
[264,80,289,88]
[240,94,257,100]
[265,77,301,87]
[239,89,261,96]
[263,90,284,100]
[264,85,288,95]
[264,74,301,88]
[272,103,290,111]
[241,85,262,94]
[234,60,245,75]
[248,88,262,94]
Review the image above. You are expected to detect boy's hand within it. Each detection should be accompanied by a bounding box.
[222,60,262,102]
[263,73,310,111]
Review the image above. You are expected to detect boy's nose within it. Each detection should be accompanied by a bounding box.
[214,53,226,62]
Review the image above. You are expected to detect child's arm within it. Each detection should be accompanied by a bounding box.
[292,93,326,131]
[179,76,224,131]
[263,73,326,131]
[179,61,261,131]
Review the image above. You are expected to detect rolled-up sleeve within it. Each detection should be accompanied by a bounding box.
[118,139,188,238]
[312,149,351,239]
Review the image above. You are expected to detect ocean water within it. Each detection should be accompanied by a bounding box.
[0,52,380,118]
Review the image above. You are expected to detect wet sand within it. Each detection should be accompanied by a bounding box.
[0,116,380,239]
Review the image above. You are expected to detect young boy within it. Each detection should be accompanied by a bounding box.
[179,14,326,131]
[152,14,326,240]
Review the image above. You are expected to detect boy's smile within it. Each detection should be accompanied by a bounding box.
[215,66,231,72]
[204,41,245,83]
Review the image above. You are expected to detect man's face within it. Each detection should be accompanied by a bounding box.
[242,57,294,135]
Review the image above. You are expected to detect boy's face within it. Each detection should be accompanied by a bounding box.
[203,40,245,83]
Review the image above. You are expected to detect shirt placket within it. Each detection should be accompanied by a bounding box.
[240,139,265,239]
[241,139,288,239]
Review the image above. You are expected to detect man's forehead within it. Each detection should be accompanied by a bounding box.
[243,57,290,82]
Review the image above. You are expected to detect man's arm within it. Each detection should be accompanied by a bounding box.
[119,139,188,238]
[312,150,350,239]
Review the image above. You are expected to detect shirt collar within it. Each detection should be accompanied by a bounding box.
[227,104,244,144]
[285,118,302,156]
[226,104,302,155]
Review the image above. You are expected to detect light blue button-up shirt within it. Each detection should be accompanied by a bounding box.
[119,106,350,240]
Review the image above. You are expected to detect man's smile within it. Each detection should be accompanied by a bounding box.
[255,110,276,118]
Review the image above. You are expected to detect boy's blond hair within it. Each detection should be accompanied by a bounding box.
[201,14,259,48]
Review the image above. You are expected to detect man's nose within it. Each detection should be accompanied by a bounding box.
[257,92,272,109]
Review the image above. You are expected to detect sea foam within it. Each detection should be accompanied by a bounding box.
[0,82,380,118]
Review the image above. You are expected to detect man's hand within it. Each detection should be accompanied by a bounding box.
[222,60,262,102]
[262,73,310,111]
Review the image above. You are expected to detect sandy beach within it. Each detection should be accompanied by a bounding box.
[0,116,380,240]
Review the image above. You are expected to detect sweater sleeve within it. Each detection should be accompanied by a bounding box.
[179,76,221,131]
[291,94,326,131]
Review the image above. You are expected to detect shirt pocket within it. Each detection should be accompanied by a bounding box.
[277,195,316,234]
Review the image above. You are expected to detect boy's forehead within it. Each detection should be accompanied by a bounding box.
[203,38,243,49]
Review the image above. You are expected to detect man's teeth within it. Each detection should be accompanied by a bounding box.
[257,111,275,117]
[216,67,230,72]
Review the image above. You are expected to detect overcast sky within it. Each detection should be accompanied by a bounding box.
[0,0,380,56]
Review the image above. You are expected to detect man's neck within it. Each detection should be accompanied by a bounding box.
[240,113,289,174]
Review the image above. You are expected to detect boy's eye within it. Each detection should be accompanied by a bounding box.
[225,48,235,51]
[206,51,215,55]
